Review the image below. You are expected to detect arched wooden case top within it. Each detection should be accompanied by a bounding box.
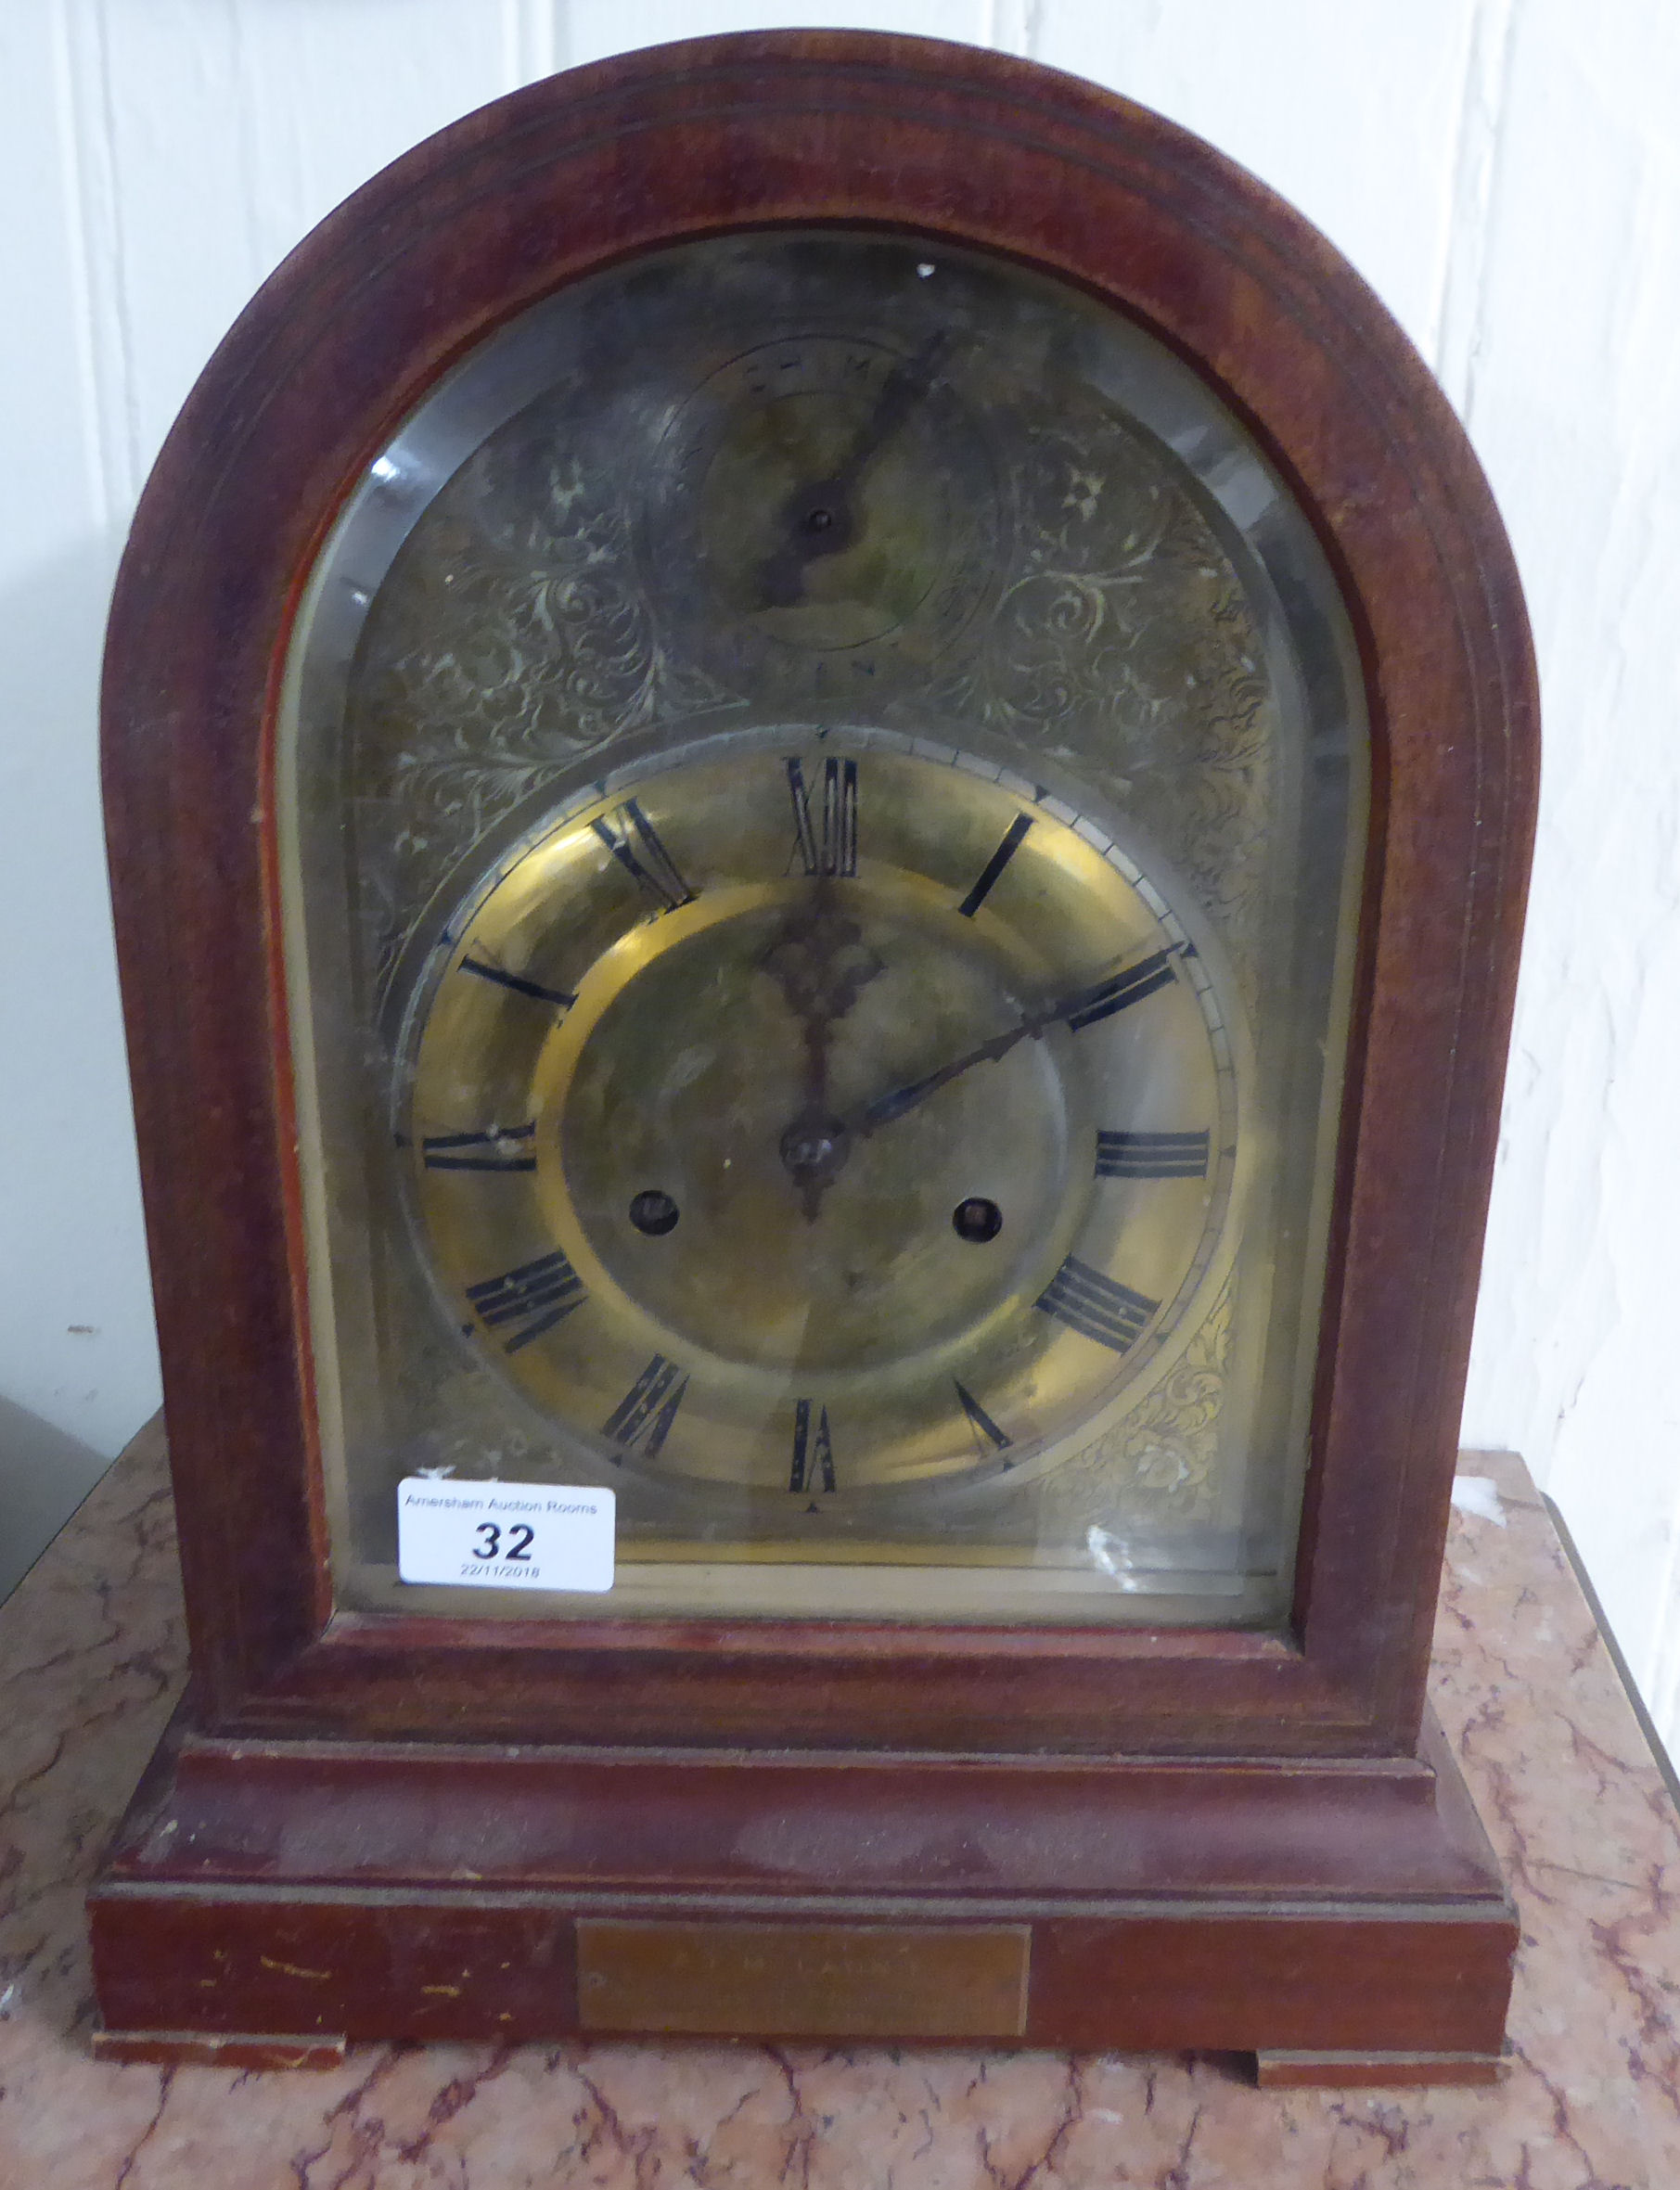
[102,32,1535,1770]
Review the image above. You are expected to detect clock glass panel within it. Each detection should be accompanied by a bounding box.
[276,230,1367,1625]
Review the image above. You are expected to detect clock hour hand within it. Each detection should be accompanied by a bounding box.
[856,949,1177,1136]
[755,331,951,609]
[759,896,884,1219]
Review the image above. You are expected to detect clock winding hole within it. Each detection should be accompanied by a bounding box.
[629,1190,681,1237]
[953,1197,1004,1244]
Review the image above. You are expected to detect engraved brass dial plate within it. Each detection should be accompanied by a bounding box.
[276,226,1366,1621]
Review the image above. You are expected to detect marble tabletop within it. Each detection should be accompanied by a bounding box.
[1,1423,1675,2188]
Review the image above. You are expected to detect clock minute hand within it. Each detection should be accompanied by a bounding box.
[856,1022,1032,1133]
[855,949,1177,1136]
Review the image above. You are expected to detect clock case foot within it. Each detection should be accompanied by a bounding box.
[89,1702,1514,2068]
[1251,2049,1506,2089]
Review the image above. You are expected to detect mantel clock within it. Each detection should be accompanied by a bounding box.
[89,33,1538,2082]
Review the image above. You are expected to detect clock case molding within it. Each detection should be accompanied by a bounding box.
[90,33,1538,2076]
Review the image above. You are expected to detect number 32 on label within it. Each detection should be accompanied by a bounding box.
[471,1520,534,1563]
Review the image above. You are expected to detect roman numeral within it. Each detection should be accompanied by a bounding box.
[602,1354,687,1459]
[459,958,575,1009]
[954,1380,1012,1460]
[1058,950,1175,1031]
[956,813,1032,917]
[420,1122,538,1172]
[1095,1129,1211,1180]
[1036,1258,1159,1354]
[593,800,695,912]
[787,757,858,878]
[789,1399,837,1494]
[465,1249,585,1352]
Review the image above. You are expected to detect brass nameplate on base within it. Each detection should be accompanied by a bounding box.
[576,1919,1031,2039]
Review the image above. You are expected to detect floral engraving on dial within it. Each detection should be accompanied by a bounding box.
[335,239,1278,1029]
[346,432,731,1003]
[373,438,737,748]
[1040,1272,1233,1530]
[924,392,1274,1002]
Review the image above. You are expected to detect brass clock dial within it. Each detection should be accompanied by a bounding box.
[400,737,1241,1505]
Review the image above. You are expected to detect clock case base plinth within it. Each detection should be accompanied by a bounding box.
[89,1703,1515,2084]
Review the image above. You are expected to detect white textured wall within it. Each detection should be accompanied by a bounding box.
[5,3,1678,1743]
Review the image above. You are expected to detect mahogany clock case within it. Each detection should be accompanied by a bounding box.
[90,33,1538,2072]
